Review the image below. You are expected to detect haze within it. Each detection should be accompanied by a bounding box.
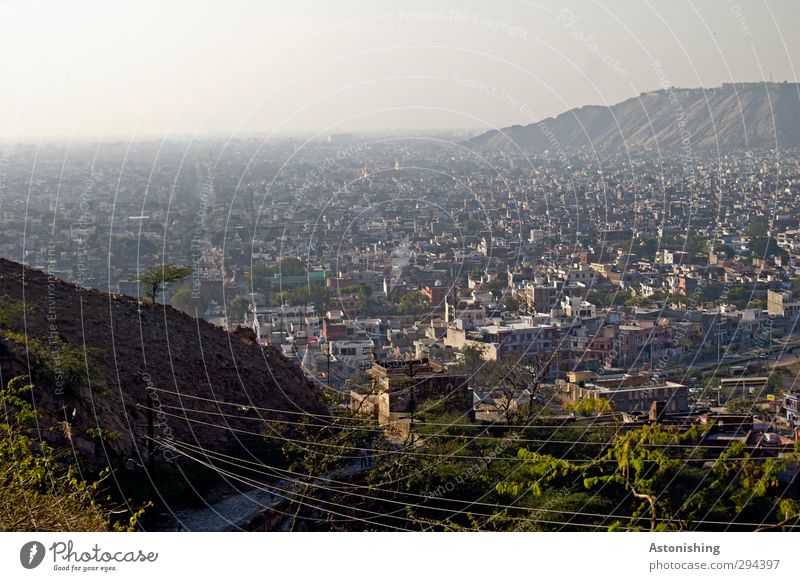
[1,0,798,139]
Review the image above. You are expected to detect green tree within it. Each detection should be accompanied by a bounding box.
[227,295,251,322]
[398,292,429,315]
[748,218,770,238]
[275,257,306,277]
[498,422,800,531]
[171,286,210,315]
[749,236,788,262]
[567,397,613,417]
[134,265,192,303]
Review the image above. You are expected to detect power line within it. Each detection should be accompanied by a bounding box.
[151,404,788,453]
[161,437,800,530]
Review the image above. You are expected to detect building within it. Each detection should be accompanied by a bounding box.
[249,304,319,344]
[420,285,449,305]
[562,372,689,414]
[366,359,471,424]
[444,320,557,361]
[767,289,800,318]
[524,281,561,311]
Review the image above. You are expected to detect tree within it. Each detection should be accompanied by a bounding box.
[497,422,800,531]
[749,236,788,262]
[479,353,555,423]
[227,295,251,322]
[725,397,756,414]
[171,286,210,315]
[501,295,521,311]
[748,217,770,239]
[134,265,193,303]
[398,292,429,315]
[567,397,613,417]
[714,243,736,259]
[275,257,306,277]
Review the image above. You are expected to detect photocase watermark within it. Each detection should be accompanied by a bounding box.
[556,9,629,78]
[651,60,697,181]
[190,172,213,300]
[398,10,528,39]
[73,170,95,289]
[46,242,66,396]
[451,74,537,123]
[726,0,752,37]
[19,541,46,569]
[144,374,176,463]
[286,141,369,219]
[20,539,158,572]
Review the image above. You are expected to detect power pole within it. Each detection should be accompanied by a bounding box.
[406,359,417,443]
[326,349,332,389]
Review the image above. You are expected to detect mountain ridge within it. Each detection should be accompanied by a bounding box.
[467,82,800,153]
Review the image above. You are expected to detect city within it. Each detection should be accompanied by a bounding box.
[1,1,799,577]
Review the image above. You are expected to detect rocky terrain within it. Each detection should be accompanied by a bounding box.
[0,258,324,468]
[467,82,800,153]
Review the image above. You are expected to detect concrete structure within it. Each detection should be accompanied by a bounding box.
[562,372,689,414]
[367,359,471,424]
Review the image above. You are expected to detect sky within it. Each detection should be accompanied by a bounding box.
[1,0,798,139]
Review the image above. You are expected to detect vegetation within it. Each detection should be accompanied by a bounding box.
[0,376,144,531]
[0,296,108,396]
[567,397,613,416]
[134,264,193,303]
[171,286,210,315]
[272,393,800,531]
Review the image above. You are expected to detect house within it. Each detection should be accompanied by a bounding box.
[562,372,689,414]
[366,359,471,424]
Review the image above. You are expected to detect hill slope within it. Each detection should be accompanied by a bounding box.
[467,82,800,153]
[0,258,323,466]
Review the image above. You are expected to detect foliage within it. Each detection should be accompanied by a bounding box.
[475,353,555,423]
[1,330,108,396]
[134,264,193,303]
[501,295,520,311]
[749,236,788,261]
[0,294,28,329]
[397,291,429,315]
[275,257,306,277]
[0,376,145,531]
[226,295,251,322]
[567,397,613,416]
[724,397,756,414]
[498,423,800,531]
[171,286,210,316]
[271,285,330,313]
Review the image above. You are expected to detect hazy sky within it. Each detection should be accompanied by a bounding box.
[1,0,798,139]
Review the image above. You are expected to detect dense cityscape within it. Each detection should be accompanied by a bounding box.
[3,8,800,576]
[7,138,800,407]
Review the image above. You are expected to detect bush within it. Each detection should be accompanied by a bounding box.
[0,376,144,531]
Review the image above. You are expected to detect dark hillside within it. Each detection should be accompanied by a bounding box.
[0,258,324,467]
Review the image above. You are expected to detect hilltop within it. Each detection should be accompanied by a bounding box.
[467,82,800,153]
[0,258,324,467]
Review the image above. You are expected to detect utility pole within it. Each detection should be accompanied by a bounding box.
[406,359,418,443]
[323,347,333,390]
